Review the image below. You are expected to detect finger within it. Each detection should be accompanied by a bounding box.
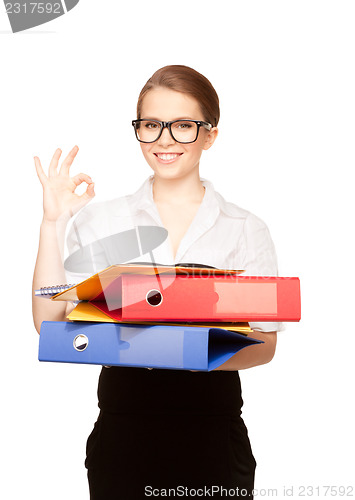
[84,182,95,199]
[59,145,79,176]
[71,173,93,187]
[48,148,62,177]
[34,156,48,187]
[78,183,95,204]
[72,183,95,213]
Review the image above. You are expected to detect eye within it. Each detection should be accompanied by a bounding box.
[144,121,159,129]
[174,121,193,130]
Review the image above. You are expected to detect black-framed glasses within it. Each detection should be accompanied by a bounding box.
[132,119,212,144]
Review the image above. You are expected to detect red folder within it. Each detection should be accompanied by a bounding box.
[87,274,300,323]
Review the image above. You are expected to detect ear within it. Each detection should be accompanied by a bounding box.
[203,127,218,150]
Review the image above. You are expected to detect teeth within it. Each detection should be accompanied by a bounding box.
[156,153,179,160]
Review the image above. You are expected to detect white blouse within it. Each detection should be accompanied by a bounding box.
[65,175,284,332]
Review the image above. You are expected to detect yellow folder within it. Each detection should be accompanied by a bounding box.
[67,301,252,335]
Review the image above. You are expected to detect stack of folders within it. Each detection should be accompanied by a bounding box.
[37,263,301,371]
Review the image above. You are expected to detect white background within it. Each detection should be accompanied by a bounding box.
[0,1,354,498]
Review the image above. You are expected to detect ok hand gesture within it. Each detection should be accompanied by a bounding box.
[34,146,95,223]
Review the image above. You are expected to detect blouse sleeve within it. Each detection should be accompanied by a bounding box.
[242,212,285,333]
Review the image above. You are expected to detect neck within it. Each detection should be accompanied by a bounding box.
[152,170,205,205]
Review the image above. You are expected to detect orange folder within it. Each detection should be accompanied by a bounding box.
[54,263,244,301]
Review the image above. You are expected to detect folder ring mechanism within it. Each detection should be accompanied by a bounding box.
[146,289,163,307]
[73,334,89,352]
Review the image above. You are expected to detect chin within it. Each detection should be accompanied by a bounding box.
[152,168,189,181]
[151,163,199,181]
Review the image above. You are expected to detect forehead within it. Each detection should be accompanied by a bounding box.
[140,87,203,120]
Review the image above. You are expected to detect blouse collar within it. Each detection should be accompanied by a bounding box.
[124,175,245,219]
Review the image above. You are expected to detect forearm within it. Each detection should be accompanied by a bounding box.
[214,330,277,371]
[32,219,69,333]
[32,146,95,333]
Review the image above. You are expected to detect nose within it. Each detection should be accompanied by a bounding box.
[157,126,175,147]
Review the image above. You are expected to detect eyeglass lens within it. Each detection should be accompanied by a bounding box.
[136,120,199,143]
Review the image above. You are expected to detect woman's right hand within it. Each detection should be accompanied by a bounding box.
[34,146,95,223]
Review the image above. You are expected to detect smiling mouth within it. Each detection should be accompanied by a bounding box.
[154,153,183,161]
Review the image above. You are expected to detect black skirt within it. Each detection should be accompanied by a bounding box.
[85,367,256,499]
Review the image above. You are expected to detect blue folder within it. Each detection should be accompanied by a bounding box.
[38,321,262,371]
[39,321,263,371]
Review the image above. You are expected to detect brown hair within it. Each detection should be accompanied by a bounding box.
[137,65,220,127]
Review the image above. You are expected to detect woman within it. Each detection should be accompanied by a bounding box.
[33,65,282,499]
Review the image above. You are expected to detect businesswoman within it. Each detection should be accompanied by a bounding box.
[33,65,281,499]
